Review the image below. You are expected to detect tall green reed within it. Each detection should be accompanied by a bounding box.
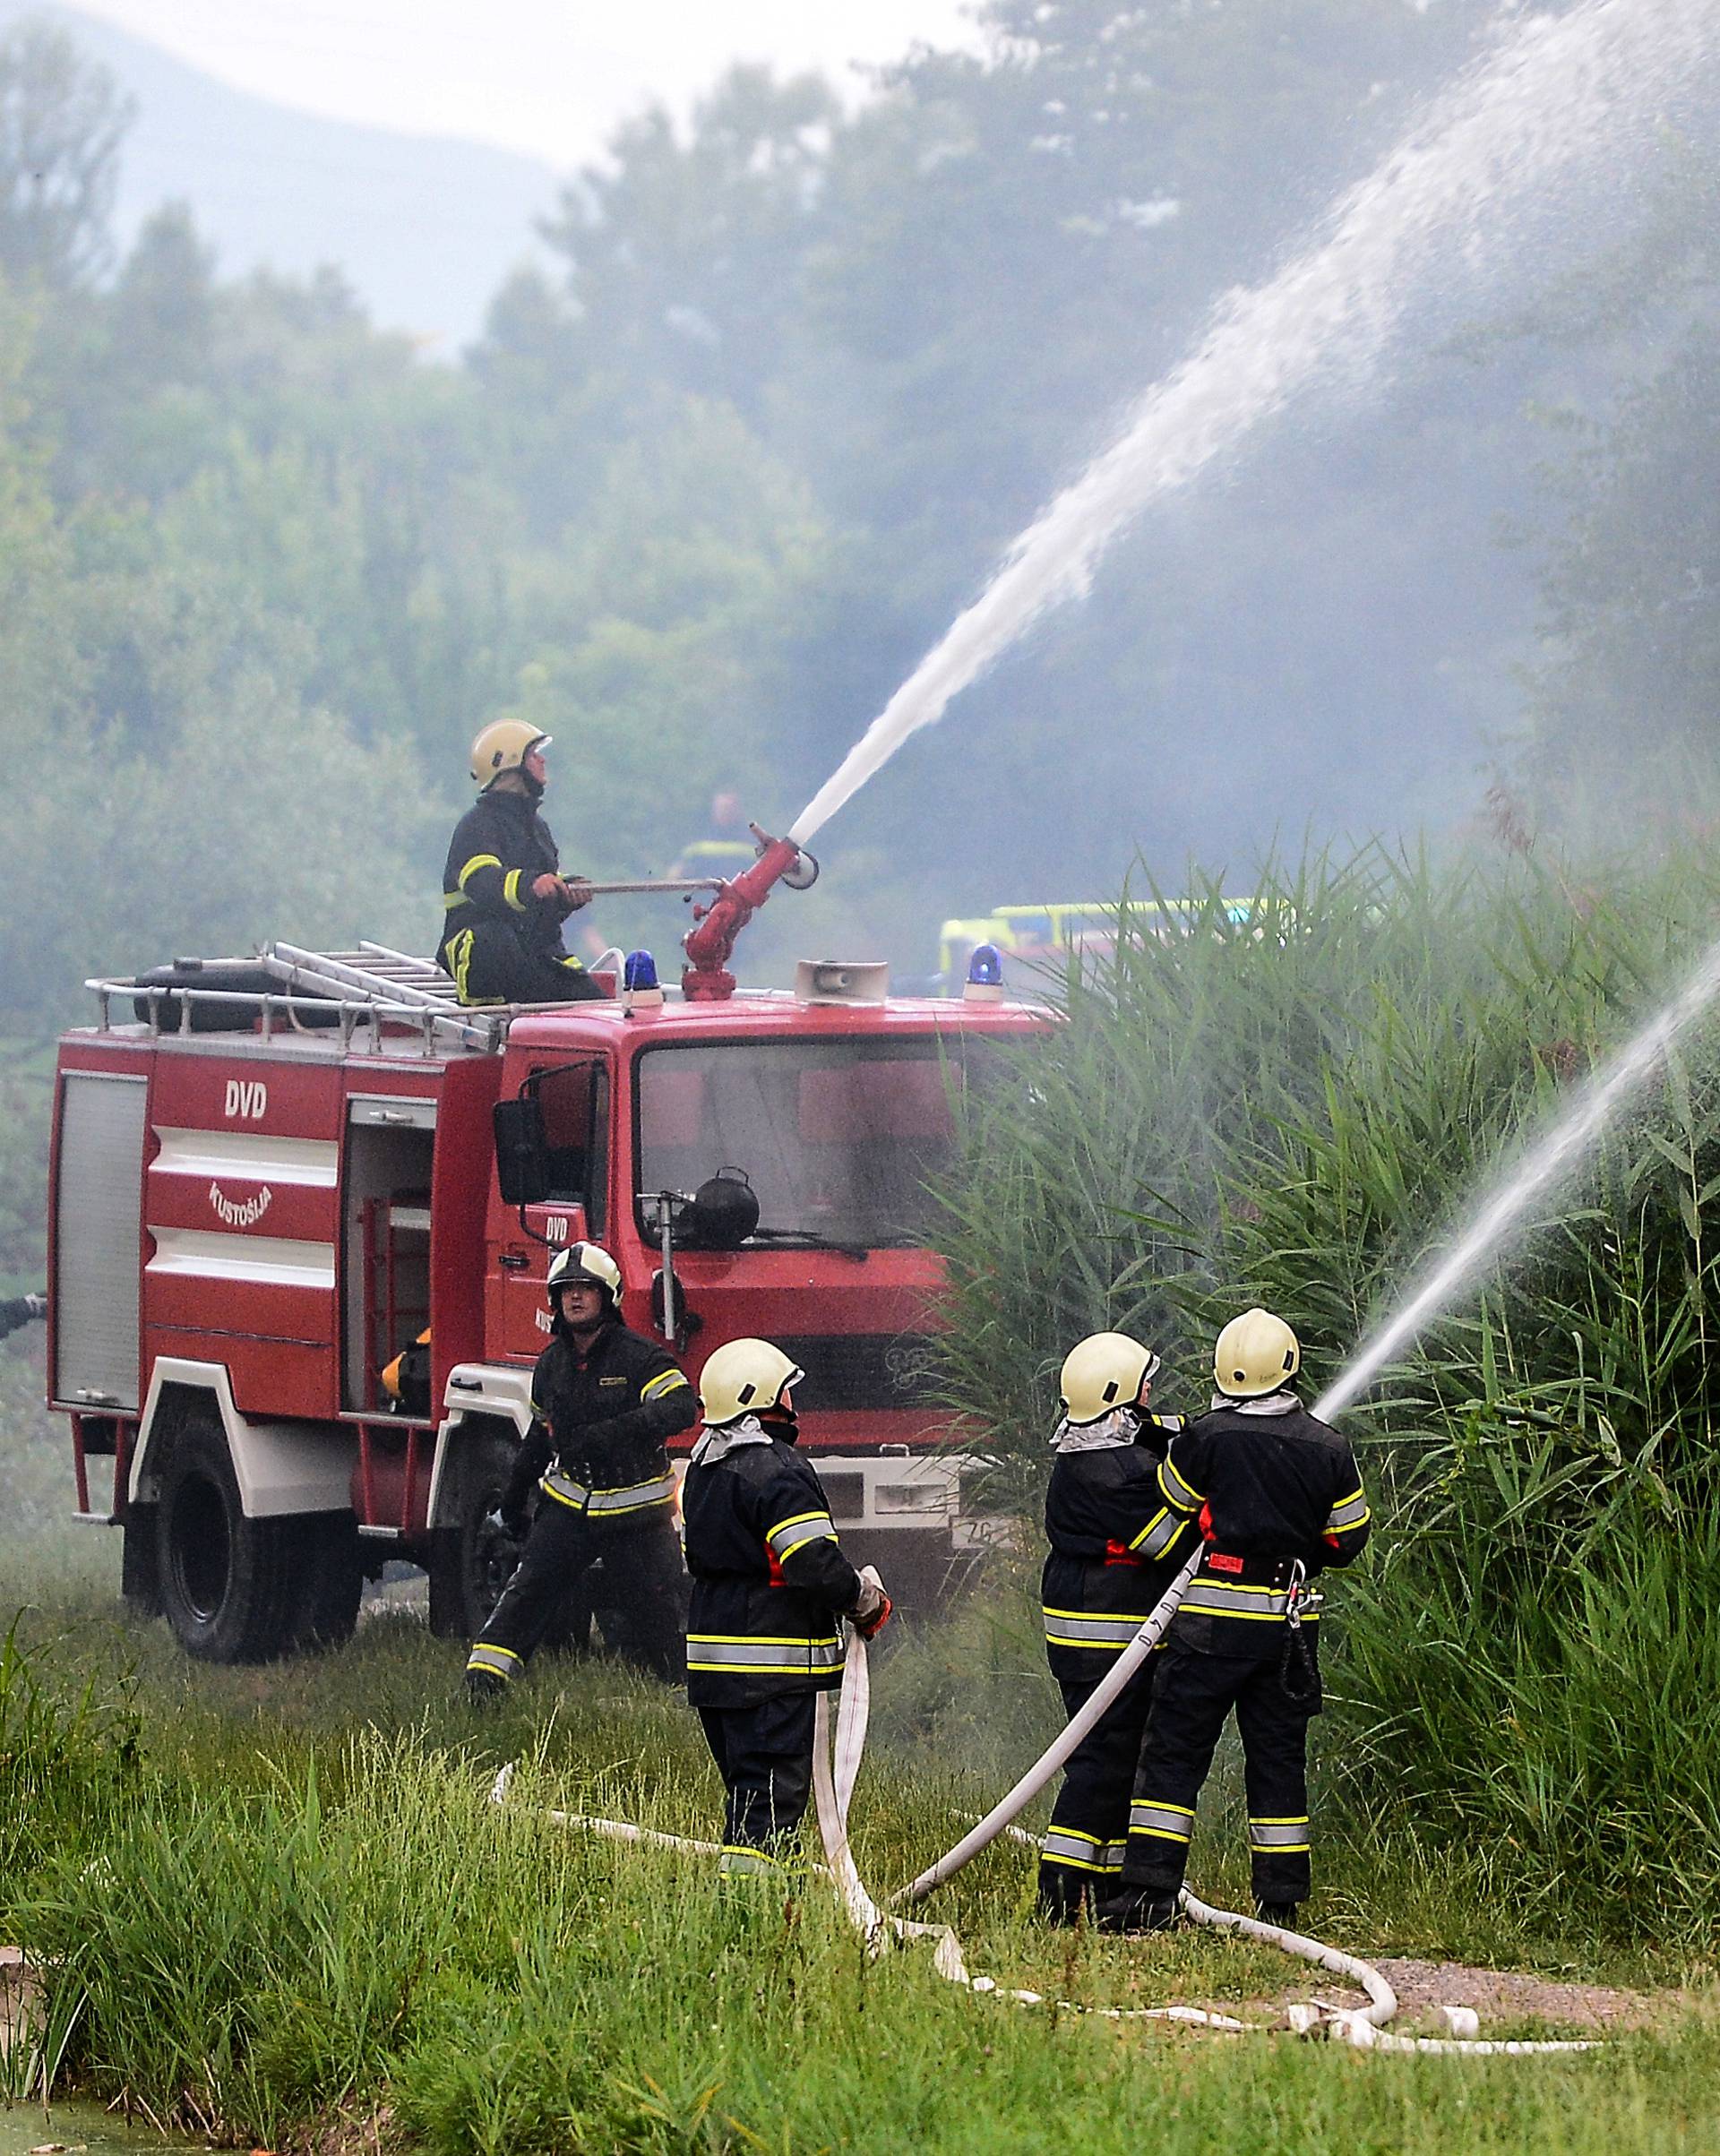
[933,839,1720,1931]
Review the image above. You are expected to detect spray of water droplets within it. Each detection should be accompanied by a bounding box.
[789,0,1716,851]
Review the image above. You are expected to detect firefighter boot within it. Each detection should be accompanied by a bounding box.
[464,1667,507,1705]
[1036,1860,1100,1927]
[1096,1886,1180,1935]
[1255,1901,1301,1929]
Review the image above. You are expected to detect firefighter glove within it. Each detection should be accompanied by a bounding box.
[851,1573,892,1639]
[562,877,594,913]
[530,872,569,906]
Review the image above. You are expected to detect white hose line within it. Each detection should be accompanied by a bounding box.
[813,1624,1252,2028]
[487,1618,1595,2056]
[895,1549,1201,1906]
[1178,1888,1398,2025]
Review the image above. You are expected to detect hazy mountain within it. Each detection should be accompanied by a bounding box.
[0,1,560,348]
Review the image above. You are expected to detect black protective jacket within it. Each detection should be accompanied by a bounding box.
[442,788,570,962]
[684,1423,864,1706]
[504,1316,696,1527]
[1156,1396,1371,1655]
[1041,1409,1192,1681]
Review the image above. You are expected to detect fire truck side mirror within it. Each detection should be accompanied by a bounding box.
[494,1097,551,1206]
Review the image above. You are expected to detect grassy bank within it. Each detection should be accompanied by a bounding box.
[4,1539,1720,2156]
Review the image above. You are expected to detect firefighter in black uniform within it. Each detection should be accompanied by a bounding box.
[464,1242,695,1696]
[0,1292,46,1343]
[683,1338,892,1875]
[441,719,603,1007]
[1110,1309,1370,1932]
[1038,1331,1191,1922]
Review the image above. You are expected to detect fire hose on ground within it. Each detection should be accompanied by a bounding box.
[488,1557,1595,2057]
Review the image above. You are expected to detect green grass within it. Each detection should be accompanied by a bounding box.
[4,1535,1720,2156]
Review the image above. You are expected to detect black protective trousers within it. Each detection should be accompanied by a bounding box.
[1037,1658,1158,1918]
[474,1502,688,1683]
[442,919,602,1006]
[1121,1633,1320,1905]
[696,1694,818,1868]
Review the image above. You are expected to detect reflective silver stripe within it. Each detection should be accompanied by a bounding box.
[1129,1506,1185,1559]
[1181,1578,1322,1621]
[767,1511,838,1560]
[641,1369,691,1403]
[686,1634,845,1676]
[719,1846,781,1876]
[1248,1817,1312,1851]
[466,1643,520,1679]
[541,1470,676,1516]
[1326,1488,1370,1532]
[1041,1827,1122,1873]
[587,1474,676,1515]
[1159,1452,1202,1510]
[1128,1800,1194,1842]
[1042,1607,1149,1650]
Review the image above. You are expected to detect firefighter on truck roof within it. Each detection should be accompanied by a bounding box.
[1107,1309,1371,1934]
[441,719,603,1008]
[682,1339,892,1877]
[465,1242,695,1697]
[1037,1331,1191,1923]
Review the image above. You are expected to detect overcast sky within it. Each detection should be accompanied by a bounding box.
[73,0,981,166]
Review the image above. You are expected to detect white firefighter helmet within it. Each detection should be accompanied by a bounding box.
[1213,1308,1300,1399]
[546,1241,622,1311]
[699,1337,804,1427]
[1059,1332,1162,1425]
[470,717,551,789]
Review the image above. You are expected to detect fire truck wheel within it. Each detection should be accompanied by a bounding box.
[426,1425,522,1640]
[155,1413,303,1662]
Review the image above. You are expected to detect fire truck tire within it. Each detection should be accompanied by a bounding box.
[155,1414,304,1662]
[287,1516,364,1652]
[426,1424,522,1640]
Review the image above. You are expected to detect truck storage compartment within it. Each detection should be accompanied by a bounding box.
[53,1069,148,1411]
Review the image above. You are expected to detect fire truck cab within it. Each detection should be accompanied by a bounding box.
[47,941,1040,1662]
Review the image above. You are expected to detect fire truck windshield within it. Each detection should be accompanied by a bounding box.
[636,1037,986,1249]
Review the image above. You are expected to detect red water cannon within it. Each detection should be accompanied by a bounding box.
[682,823,819,1001]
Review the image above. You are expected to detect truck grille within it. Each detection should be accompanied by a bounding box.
[774,1334,943,1415]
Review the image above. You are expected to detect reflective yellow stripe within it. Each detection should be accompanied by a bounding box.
[441,889,470,911]
[1129,1506,1186,1559]
[1326,1487,1371,1532]
[457,852,503,889]
[503,867,529,914]
[1159,1452,1202,1510]
[641,1370,691,1402]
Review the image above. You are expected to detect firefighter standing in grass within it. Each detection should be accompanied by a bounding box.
[441,719,603,1008]
[682,1339,892,1876]
[465,1243,695,1696]
[1037,1331,1191,1922]
[1109,1309,1370,1933]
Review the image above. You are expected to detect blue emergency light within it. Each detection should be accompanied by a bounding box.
[624,949,659,992]
[967,942,1003,988]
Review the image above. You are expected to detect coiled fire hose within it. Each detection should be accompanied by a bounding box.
[490,1559,1595,2054]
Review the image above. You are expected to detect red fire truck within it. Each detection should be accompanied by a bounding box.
[46,837,1041,1662]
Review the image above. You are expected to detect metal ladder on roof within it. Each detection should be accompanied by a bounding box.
[261,941,501,1050]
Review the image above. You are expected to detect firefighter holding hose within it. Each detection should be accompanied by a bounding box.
[1037,1331,1191,1921]
[441,720,604,1007]
[1108,1309,1370,1933]
[464,1242,695,1696]
[682,1338,892,1877]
